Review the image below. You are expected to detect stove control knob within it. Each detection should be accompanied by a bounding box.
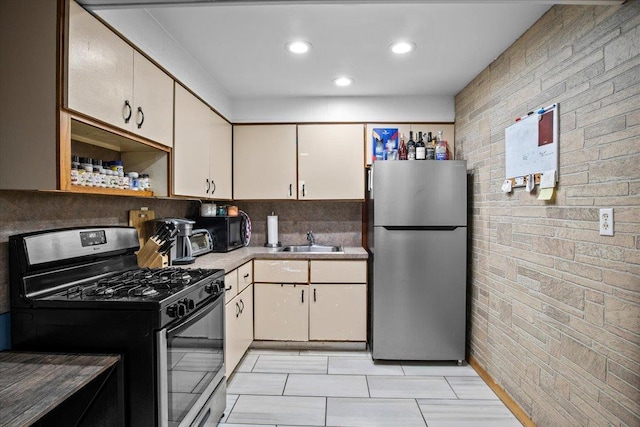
[182,298,195,310]
[205,281,222,294]
[167,303,187,318]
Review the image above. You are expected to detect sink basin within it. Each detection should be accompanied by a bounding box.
[280,245,344,253]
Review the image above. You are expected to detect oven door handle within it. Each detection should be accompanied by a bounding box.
[166,294,223,339]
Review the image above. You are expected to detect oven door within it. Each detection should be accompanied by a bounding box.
[157,295,225,427]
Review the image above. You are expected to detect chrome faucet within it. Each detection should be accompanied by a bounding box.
[306,231,315,246]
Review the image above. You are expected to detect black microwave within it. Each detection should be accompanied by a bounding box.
[194,216,245,252]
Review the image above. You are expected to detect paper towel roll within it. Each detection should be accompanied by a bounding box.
[267,215,279,245]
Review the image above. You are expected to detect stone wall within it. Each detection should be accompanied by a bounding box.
[455,2,639,425]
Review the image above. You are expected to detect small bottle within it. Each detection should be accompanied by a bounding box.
[70,163,79,185]
[141,174,150,191]
[128,172,139,190]
[398,133,408,160]
[426,132,435,160]
[407,131,416,161]
[84,164,94,186]
[416,131,426,160]
[435,130,447,160]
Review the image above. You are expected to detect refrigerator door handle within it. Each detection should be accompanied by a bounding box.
[382,226,461,231]
[367,168,373,192]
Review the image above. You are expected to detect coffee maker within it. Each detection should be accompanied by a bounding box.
[149,218,196,265]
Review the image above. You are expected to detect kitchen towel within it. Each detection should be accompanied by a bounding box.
[267,214,279,246]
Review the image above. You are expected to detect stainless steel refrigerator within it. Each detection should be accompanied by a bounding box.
[367,160,467,362]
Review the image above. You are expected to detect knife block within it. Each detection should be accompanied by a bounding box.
[136,238,168,268]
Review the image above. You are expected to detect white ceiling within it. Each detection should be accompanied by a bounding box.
[86,1,555,100]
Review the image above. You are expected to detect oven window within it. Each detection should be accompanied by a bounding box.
[229,218,242,246]
[165,302,224,425]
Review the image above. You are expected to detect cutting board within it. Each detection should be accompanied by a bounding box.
[129,209,155,248]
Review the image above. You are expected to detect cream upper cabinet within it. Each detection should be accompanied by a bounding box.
[174,84,210,198]
[68,1,133,131]
[174,84,232,200]
[68,2,174,147]
[233,125,297,200]
[131,51,174,147]
[297,124,365,200]
[254,283,309,341]
[209,111,233,200]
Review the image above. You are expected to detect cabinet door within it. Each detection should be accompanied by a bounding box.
[225,284,254,378]
[233,125,297,199]
[254,283,308,341]
[298,124,365,200]
[68,1,133,131]
[209,111,233,200]
[173,84,209,198]
[132,51,174,147]
[309,284,366,341]
[237,284,254,365]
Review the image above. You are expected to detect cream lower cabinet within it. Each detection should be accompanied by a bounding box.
[309,284,367,341]
[253,259,367,342]
[309,260,367,341]
[224,261,254,377]
[254,283,309,341]
[225,284,253,378]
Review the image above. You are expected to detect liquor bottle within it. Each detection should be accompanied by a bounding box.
[426,132,435,160]
[398,133,408,160]
[407,131,416,160]
[416,131,426,160]
[435,130,447,160]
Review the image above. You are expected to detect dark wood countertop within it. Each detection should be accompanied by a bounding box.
[0,352,120,426]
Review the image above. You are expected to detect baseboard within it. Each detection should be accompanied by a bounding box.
[251,340,367,351]
[468,355,535,427]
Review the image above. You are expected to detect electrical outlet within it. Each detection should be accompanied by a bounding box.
[599,208,614,236]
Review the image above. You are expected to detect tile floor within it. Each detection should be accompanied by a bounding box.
[211,349,522,427]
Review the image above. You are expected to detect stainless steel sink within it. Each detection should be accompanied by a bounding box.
[280,245,344,253]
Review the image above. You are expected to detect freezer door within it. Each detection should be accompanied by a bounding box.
[373,160,467,227]
[372,226,466,361]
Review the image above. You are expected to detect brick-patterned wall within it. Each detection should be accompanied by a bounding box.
[455,3,639,426]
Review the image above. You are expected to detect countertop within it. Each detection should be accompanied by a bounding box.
[0,352,121,426]
[191,246,368,273]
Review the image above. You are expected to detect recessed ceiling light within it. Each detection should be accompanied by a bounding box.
[333,77,354,87]
[286,41,311,54]
[390,41,416,54]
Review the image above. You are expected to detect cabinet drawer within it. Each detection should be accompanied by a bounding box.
[254,260,308,283]
[238,261,253,293]
[224,269,238,302]
[310,260,366,283]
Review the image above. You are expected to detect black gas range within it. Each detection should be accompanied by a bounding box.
[9,226,227,427]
